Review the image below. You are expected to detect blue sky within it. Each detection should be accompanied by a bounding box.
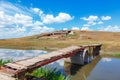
[0,0,120,39]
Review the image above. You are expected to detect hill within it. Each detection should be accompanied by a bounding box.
[0,30,120,53]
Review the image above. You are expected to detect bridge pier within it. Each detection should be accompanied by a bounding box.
[64,45,101,65]
[64,50,89,65]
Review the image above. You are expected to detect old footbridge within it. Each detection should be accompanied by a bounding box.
[0,44,101,80]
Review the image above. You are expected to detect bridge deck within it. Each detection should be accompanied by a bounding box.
[0,44,101,80]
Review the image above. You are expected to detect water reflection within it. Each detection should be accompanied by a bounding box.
[101,57,112,62]
[0,49,47,61]
[64,56,101,80]
[64,55,120,80]
[46,59,65,74]
[87,57,120,80]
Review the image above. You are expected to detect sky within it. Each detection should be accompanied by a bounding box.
[0,0,120,39]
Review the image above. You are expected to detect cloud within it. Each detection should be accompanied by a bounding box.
[0,1,32,16]
[31,8,43,16]
[88,21,96,25]
[102,25,120,32]
[101,16,111,21]
[41,12,74,24]
[0,10,50,38]
[80,15,99,30]
[98,21,103,24]
[80,15,112,31]
[81,15,98,21]
[63,28,68,30]
[31,8,74,24]
[81,26,91,30]
[81,15,99,28]
[14,14,33,27]
[72,26,79,30]
[81,23,91,31]
[0,1,73,39]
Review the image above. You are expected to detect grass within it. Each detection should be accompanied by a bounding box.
[113,53,120,57]
[0,30,120,52]
[26,67,70,80]
[0,59,12,66]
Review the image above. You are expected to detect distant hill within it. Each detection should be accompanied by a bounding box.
[0,30,120,53]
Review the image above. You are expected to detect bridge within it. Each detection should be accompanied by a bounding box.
[0,44,102,80]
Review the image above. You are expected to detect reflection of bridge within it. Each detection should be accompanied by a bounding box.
[0,44,101,80]
[64,55,102,80]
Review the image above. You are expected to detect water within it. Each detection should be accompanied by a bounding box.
[64,55,120,80]
[0,48,47,61]
[86,57,120,80]
[0,49,120,80]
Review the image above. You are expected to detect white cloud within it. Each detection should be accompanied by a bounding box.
[98,21,103,24]
[31,8,43,16]
[31,8,74,24]
[81,15,98,21]
[31,8,40,13]
[63,28,68,30]
[41,12,74,24]
[102,25,120,32]
[101,16,111,21]
[81,15,99,28]
[81,15,112,31]
[14,14,33,27]
[81,26,90,30]
[0,1,32,15]
[0,1,56,39]
[88,21,96,25]
[72,26,79,30]
[83,24,90,27]
[0,1,73,39]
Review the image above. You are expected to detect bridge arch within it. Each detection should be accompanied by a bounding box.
[83,49,90,64]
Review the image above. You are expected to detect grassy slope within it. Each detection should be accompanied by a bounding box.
[0,30,120,53]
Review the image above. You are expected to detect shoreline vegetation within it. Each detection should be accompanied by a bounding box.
[0,30,120,53]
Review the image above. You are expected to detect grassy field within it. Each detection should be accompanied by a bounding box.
[0,30,120,53]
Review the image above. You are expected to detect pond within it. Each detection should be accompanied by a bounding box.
[0,49,120,80]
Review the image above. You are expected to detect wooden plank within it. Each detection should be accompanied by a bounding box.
[0,70,16,80]
[15,58,45,67]
[82,44,102,47]
[4,63,27,70]
[59,46,80,54]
